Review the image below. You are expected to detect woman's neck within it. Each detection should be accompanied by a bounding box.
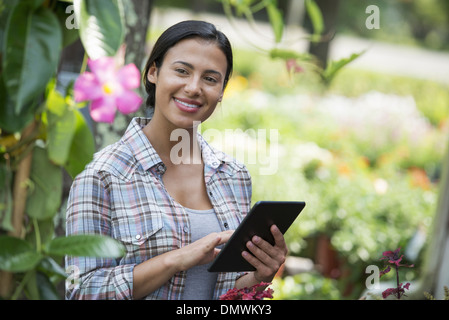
[142,115,202,166]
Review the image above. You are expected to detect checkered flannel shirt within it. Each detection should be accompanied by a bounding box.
[65,117,252,300]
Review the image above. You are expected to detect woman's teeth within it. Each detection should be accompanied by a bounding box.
[175,98,200,108]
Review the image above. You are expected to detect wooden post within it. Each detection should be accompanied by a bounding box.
[0,121,36,298]
[417,140,449,299]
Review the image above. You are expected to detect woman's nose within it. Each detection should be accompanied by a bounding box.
[184,77,201,96]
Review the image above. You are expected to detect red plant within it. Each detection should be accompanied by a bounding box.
[219,282,274,300]
[379,248,414,299]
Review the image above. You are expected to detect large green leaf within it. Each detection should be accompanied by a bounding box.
[26,271,60,300]
[46,89,77,166]
[64,109,95,178]
[46,235,125,258]
[2,3,62,115]
[0,236,43,272]
[26,146,62,220]
[74,0,125,59]
[0,60,36,134]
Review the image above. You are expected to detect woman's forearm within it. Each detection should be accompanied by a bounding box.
[132,249,181,299]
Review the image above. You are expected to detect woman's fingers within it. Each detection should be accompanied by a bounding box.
[242,225,288,281]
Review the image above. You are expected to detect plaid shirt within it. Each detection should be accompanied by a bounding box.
[65,118,252,300]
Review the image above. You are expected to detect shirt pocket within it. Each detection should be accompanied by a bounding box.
[112,209,163,263]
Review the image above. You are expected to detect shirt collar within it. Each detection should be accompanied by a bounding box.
[120,117,163,172]
[121,117,237,175]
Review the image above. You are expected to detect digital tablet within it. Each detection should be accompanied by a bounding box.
[208,201,305,272]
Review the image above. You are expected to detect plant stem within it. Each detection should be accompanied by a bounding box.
[11,270,33,300]
[80,53,88,74]
[395,265,400,299]
[33,218,41,253]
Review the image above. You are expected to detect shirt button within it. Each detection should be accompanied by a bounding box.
[224,223,229,229]
[135,234,142,240]
[183,226,189,233]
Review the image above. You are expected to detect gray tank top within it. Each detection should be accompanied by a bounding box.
[181,207,222,300]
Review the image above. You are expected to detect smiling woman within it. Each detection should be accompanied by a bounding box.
[65,20,287,301]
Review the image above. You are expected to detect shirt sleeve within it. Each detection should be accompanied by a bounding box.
[65,169,135,300]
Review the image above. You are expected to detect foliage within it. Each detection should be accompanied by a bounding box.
[0,0,130,299]
[219,282,274,300]
[272,272,341,300]
[424,286,449,300]
[205,53,446,297]
[337,0,449,51]
[379,248,414,299]
[221,0,363,88]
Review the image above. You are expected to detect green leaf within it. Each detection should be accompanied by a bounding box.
[74,0,125,59]
[46,235,125,258]
[305,0,324,42]
[0,56,36,134]
[321,51,365,86]
[46,89,77,166]
[64,109,95,178]
[2,3,62,115]
[35,272,61,300]
[37,257,67,279]
[26,146,63,220]
[266,1,283,43]
[269,48,314,61]
[0,236,43,272]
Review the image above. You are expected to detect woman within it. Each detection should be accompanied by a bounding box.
[65,20,287,300]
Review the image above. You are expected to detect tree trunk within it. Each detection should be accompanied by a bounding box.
[0,121,36,298]
[95,0,154,150]
[304,0,340,69]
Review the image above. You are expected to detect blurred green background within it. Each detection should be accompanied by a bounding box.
[149,0,449,299]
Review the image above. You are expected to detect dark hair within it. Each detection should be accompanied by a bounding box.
[142,20,233,109]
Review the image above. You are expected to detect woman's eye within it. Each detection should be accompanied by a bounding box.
[204,76,218,83]
[176,68,188,75]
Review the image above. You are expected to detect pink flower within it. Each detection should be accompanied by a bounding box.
[379,248,414,268]
[74,56,142,123]
[286,59,304,74]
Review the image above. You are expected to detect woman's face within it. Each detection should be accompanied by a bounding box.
[147,37,228,130]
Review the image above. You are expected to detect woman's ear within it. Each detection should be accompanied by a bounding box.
[147,63,158,84]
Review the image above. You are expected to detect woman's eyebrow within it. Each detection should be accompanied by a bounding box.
[173,60,223,78]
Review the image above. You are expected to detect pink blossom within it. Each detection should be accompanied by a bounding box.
[74,56,142,123]
[379,247,414,268]
[286,59,304,74]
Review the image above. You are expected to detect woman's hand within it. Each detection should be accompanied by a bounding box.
[242,225,288,282]
[176,230,234,271]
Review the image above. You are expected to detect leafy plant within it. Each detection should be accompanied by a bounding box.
[219,282,274,300]
[221,0,362,87]
[0,0,133,299]
[379,248,414,299]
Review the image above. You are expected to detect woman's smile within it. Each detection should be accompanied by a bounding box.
[173,97,202,113]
